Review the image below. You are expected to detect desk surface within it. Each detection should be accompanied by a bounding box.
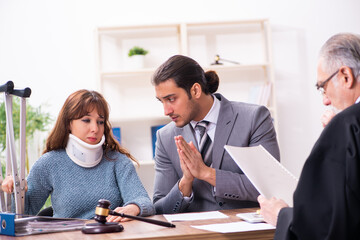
[2,208,274,240]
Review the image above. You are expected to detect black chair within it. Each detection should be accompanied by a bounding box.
[37,206,53,217]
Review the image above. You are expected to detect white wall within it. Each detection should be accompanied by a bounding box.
[1,0,359,177]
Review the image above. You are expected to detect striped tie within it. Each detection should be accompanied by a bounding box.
[196,121,213,167]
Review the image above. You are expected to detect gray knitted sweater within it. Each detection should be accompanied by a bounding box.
[25,150,155,219]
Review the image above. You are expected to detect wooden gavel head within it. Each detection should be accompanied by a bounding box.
[83,199,124,234]
[94,199,111,224]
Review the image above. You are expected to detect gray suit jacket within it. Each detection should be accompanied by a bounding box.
[153,93,280,214]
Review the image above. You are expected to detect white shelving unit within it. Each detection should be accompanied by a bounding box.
[95,20,277,196]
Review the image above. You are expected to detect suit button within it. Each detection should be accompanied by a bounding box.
[224,193,228,197]
[219,202,223,206]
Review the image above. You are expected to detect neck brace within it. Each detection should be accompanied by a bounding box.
[66,134,105,168]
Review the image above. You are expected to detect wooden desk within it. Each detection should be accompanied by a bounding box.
[1,208,274,240]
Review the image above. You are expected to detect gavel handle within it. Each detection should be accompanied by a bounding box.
[109,210,175,228]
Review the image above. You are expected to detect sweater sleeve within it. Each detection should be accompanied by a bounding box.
[114,154,155,216]
[25,156,52,216]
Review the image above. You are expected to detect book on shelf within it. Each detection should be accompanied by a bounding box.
[0,213,86,236]
[112,127,121,144]
[248,82,272,106]
[151,125,165,158]
[247,85,261,104]
[259,82,272,106]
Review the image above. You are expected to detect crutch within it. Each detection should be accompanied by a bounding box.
[0,81,14,212]
[0,81,31,215]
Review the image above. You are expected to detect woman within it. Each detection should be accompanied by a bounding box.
[2,89,155,221]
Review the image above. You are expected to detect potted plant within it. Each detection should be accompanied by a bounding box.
[127,46,149,69]
[128,46,149,57]
[0,97,52,175]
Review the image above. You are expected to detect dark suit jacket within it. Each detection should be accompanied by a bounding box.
[275,103,360,240]
[153,93,280,214]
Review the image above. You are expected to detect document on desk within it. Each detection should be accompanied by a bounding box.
[224,145,299,207]
[163,211,228,222]
[0,213,86,236]
[192,221,275,233]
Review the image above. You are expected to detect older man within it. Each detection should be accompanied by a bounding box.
[258,33,360,239]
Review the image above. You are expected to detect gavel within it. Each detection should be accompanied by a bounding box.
[95,199,175,227]
[81,199,176,234]
[82,199,175,234]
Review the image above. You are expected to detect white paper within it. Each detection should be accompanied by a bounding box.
[224,145,298,207]
[163,211,228,222]
[191,221,275,233]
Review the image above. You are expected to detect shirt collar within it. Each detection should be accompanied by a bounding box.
[355,96,360,104]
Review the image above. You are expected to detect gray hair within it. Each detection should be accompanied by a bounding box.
[319,33,360,82]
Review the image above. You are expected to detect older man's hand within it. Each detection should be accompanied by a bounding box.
[257,195,288,226]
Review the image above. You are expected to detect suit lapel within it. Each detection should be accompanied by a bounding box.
[212,94,237,169]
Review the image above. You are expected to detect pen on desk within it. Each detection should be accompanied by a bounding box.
[256,209,261,215]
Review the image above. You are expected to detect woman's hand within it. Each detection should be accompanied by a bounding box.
[2,175,28,193]
[106,204,140,222]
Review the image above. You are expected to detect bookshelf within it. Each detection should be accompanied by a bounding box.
[95,20,277,196]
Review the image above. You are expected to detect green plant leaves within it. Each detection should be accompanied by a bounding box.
[0,97,53,151]
[128,46,149,57]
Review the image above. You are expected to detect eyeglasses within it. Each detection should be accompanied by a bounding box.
[315,69,339,94]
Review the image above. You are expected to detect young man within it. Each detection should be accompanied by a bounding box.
[152,55,280,214]
[258,33,360,239]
